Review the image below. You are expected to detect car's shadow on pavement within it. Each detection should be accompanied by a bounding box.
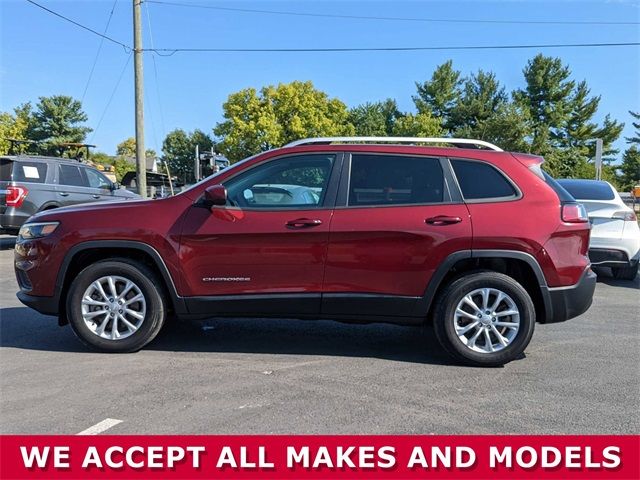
[593,266,640,290]
[0,306,455,366]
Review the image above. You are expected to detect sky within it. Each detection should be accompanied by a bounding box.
[1,0,639,158]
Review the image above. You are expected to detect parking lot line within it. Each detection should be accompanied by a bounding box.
[76,418,123,435]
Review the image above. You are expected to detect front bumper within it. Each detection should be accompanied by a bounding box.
[16,290,58,316]
[543,267,597,323]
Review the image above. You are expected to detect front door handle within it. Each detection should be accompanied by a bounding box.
[286,218,323,228]
[92,194,101,199]
[426,215,462,226]
[59,192,69,197]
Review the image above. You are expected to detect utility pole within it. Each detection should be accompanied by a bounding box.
[133,0,147,198]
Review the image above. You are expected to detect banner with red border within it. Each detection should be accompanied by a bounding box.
[1,435,638,479]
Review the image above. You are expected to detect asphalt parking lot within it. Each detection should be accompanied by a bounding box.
[1,234,638,434]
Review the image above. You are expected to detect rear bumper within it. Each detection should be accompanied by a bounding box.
[589,248,639,268]
[543,267,597,323]
[16,291,58,316]
[0,212,27,234]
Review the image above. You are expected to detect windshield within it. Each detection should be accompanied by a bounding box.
[557,180,615,201]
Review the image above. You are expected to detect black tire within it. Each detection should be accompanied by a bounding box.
[66,259,166,353]
[433,271,536,367]
[611,264,638,281]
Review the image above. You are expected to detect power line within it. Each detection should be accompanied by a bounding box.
[81,0,119,103]
[26,0,131,51]
[148,42,640,55]
[146,0,640,26]
[89,53,132,144]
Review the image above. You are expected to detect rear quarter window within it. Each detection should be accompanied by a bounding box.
[0,158,12,181]
[451,159,517,200]
[11,161,48,183]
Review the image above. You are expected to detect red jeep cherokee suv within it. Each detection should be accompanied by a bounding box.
[14,137,596,366]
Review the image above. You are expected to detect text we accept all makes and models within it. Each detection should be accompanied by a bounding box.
[20,443,622,471]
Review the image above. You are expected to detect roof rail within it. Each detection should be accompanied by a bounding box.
[284,136,503,152]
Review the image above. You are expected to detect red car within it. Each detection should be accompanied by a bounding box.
[14,137,595,366]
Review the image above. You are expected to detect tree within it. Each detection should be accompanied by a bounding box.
[116,137,157,159]
[514,54,576,155]
[0,104,32,155]
[113,157,136,182]
[391,112,443,137]
[450,70,508,134]
[214,81,354,162]
[413,60,462,131]
[28,95,92,156]
[116,137,136,157]
[162,128,214,183]
[619,146,640,190]
[349,99,401,136]
[457,103,533,153]
[626,111,640,145]
[514,54,623,176]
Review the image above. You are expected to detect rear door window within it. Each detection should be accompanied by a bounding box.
[451,159,517,200]
[348,154,445,206]
[11,161,48,183]
[58,164,88,187]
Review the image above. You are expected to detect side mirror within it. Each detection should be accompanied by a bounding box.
[204,184,227,206]
[111,182,120,191]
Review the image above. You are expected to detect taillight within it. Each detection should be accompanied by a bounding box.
[612,210,637,221]
[6,186,28,207]
[561,203,588,223]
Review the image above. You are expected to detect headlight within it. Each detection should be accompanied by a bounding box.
[18,222,60,240]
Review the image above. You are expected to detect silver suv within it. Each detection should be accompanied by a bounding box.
[0,155,140,234]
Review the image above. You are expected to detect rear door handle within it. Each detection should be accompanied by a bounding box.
[286,218,323,228]
[426,215,462,226]
[58,192,69,197]
[92,194,101,199]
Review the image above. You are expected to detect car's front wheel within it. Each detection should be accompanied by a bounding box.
[433,271,536,367]
[66,259,166,352]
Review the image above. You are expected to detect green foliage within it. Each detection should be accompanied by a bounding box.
[28,95,92,156]
[626,111,640,145]
[619,146,640,191]
[513,54,623,164]
[90,151,113,165]
[162,128,214,183]
[116,138,136,157]
[456,103,533,154]
[116,137,157,159]
[0,104,33,155]
[391,112,443,137]
[450,70,508,133]
[214,81,354,162]
[349,99,401,136]
[113,157,136,183]
[413,60,462,131]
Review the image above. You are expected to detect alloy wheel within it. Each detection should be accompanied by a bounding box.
[81,275,147,341]
[453,287,520,354]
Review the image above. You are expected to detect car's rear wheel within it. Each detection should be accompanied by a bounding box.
[66,259,166,352]
[433,271,536,367]
[611,264,638,281]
